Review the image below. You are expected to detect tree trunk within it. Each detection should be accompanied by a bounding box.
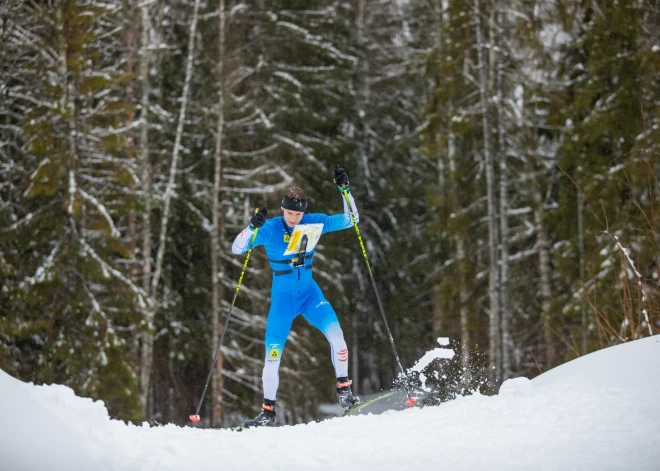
[123,0,138,281]
[138,0,154,417]
[496,7,511,381]
[534,185,554,369]
[141,0,201,415]
[456,237,471,386]
[211,0,227,428]
[433,0,445,189]
[578,191,587,355]
[355,0,374,198]
[474,0,500,387]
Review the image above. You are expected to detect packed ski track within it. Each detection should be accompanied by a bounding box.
[2,335,659,471]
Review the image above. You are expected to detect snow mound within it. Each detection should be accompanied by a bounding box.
[532,334,660,390]
[1,335,659,471]
[0,369,100,471]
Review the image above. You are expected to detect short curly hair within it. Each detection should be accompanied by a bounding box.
[284,186,307,200]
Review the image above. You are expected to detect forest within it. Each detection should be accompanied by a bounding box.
[1,0,658,427]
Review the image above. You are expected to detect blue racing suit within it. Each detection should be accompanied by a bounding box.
[231,193,359,401]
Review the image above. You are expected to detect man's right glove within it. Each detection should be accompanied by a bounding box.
[249,207,268,229]
[333,166,349,192]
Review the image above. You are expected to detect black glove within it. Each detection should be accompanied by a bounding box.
[333,166,349,191]
[249,207,267,229]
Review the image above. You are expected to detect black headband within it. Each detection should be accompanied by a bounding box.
[281,195,307,212]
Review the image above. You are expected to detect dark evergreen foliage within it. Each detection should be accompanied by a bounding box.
[1,0,657,426]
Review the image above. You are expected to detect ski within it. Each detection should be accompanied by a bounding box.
[343,391,396,417]
[231,389,408,429]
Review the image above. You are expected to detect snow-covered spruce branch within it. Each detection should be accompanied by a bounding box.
[78,188,120,238]
[79,236,150,309]
[221,179,293,195]
[21,237,64,286]
[219,368,262,394]
[217,301,267,329]
[0,205,53,233]
[182,199,212,233]
[223,163,287,181]
[221,143,278,157]
[273,134,324,169]
[275,21,357,64]
[82,280,108,328]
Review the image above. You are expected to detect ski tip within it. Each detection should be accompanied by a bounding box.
[189,414,201,423]
[405,396,416,407]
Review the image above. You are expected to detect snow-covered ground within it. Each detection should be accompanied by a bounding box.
[2,335,659,471]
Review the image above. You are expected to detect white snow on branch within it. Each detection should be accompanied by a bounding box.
[272,62,335,73]
[276,21,356,64]
[507,206,532,216]
[23,238,64,286]
[229,3,248,17]
[183,200,212,233]
[256,107,273,129]
[79,237,150,309]
[273,71,303,89]
[221,174,293,194]
[68,171,76,214]
[93,119,143,138]
[0,212,34,233]
[78,188,120,238]
[608,164,625,175]
[273,134,323,169]
[221,143,279,157]
[23,158,52,198]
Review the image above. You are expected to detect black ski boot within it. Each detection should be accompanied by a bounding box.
[241,400,276,428]
[336,377,359,410]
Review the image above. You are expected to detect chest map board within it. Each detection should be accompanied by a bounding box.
[283,223,323,256]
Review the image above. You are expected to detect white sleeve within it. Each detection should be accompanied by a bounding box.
[342,192,359,224]
[231,226,255,254]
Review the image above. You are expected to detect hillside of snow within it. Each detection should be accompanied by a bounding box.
[2,335,659,471]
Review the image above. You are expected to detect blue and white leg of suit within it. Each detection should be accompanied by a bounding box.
[232,193,359,401]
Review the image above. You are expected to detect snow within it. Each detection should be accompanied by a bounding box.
[410,347,454,372]
[436,336,450,346]
[2,336,660,471]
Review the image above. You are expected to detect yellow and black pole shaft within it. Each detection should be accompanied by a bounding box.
[340,186,416,406]
[190,218,260,423]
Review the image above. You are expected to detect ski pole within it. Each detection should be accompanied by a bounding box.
[340,186,416,406]
[190,225,259,424]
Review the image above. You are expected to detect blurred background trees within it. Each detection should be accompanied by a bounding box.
[1,0,658,426]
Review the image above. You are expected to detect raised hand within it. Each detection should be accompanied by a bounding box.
[249,207,268,229]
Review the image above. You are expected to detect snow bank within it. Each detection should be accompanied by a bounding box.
[1,335,659,471]
[0,369,101,471]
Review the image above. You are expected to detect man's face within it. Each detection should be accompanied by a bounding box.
[281,207,304,227]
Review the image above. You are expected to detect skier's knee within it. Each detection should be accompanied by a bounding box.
[265,341,284,362]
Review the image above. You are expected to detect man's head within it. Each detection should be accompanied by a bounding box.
[281,186,307,227]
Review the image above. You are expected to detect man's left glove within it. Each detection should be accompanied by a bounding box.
[333,166,349,192]
[249,207,268,229]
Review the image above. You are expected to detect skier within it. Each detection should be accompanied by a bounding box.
[231,167,360,427]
